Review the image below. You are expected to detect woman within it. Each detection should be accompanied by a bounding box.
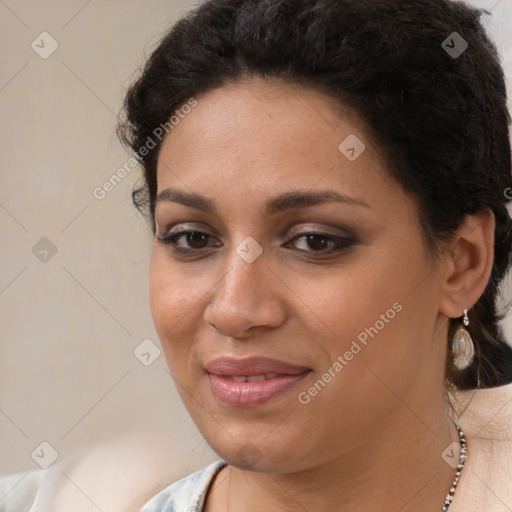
[115,0,512,510]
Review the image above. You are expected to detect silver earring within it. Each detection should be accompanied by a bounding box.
[452,309,475,370]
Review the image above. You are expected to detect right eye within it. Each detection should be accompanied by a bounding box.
[155,230,220,253]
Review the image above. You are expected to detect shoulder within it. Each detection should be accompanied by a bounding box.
[453,383,512,511]
[140,459,227,512]
[0,469,45,511]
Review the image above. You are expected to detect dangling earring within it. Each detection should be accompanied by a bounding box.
[452,309,475,370]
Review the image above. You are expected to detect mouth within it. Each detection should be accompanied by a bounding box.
[223,373,281,382]
[205,356,312,407]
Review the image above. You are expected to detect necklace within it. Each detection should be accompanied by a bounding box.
[441,424,468,511]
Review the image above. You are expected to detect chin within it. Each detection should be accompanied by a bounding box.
[204,427,312,474]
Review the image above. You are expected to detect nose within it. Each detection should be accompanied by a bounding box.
[203,247,287,338]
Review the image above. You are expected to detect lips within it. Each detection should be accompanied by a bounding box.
[205,356,311,407]
[205,356,310,377]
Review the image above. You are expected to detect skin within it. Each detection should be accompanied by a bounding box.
[150,76,495,511]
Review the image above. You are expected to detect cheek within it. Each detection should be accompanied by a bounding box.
[308,259,402,343]
[149,249,203,320]
[307,247,431,384]
[149,252,200,367]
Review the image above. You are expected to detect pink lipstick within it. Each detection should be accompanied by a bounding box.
[205,356,311,407]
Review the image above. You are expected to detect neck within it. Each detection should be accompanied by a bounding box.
[206,408,461,512]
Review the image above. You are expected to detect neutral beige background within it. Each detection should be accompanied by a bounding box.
[0,0,511,480]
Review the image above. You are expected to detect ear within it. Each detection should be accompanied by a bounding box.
[439,208,495,319]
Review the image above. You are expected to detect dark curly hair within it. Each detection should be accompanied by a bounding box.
[117,0,512,391]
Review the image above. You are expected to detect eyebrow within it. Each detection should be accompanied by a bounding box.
[155,188,371,215]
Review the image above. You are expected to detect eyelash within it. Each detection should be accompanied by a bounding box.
[155,230,357,256]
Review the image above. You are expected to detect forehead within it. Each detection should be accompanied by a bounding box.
[154,76,406,217]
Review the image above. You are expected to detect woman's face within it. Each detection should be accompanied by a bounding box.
[150,77,449,473]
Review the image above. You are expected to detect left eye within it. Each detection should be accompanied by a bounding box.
[155,230,355,254]
[287,233,355,252]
